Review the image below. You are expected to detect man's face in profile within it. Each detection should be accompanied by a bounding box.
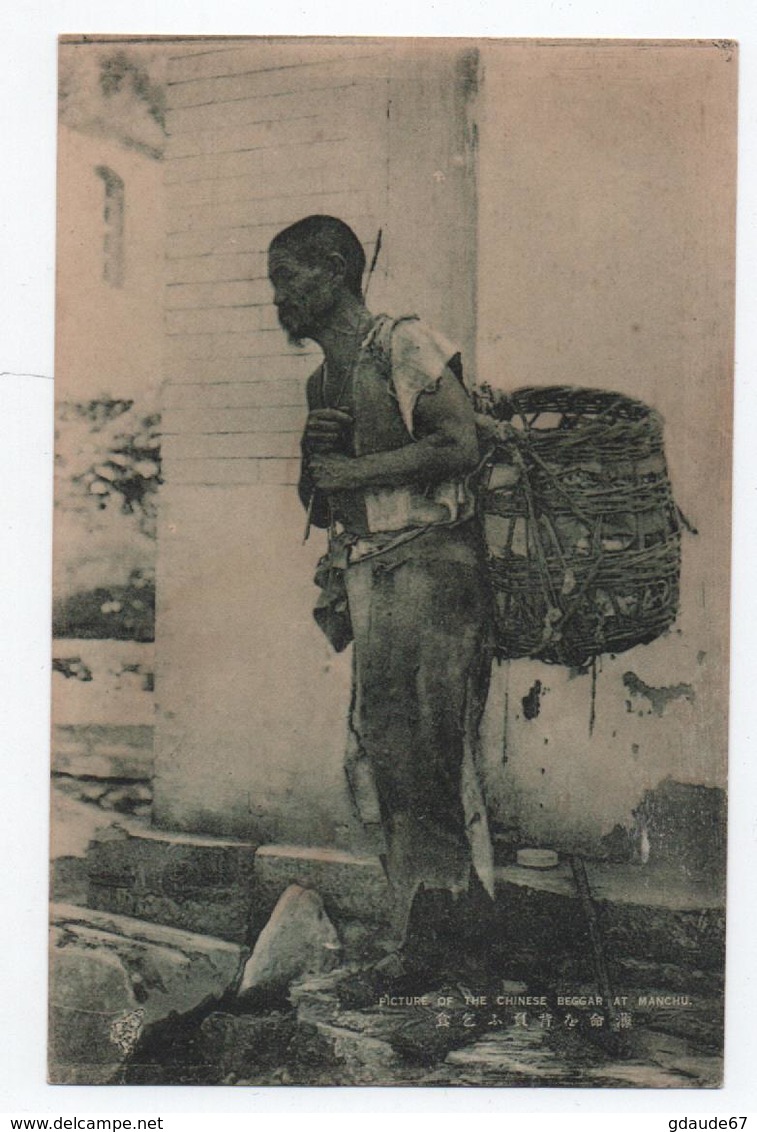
[268,247,338,347]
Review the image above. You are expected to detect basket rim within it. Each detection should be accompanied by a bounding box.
[475,382,661,423]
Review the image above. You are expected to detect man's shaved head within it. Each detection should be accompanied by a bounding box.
[269,215,366,298]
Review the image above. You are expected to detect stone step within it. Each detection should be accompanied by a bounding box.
[495,861,724,910]
[84,831,725,978]
[49,902,247,1085]
[492,863,725,978]
[254,843,390,922]
[86,825,257,943]
[254,846,724,974]
[84,835,389,953]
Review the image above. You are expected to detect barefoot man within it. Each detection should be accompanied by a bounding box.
[268,215,495,984]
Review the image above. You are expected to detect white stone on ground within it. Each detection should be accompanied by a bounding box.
[238,884,341,999]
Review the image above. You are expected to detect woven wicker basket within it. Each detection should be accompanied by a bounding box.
[473,384,683,667]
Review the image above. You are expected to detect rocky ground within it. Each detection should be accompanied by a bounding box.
[50,638,154,904]
[49,715,725,1090]
[120,966,724,1088]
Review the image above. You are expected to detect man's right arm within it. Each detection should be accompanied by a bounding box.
[299,371,349,528]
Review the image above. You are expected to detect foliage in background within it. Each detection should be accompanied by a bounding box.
[54,400,160,640]
[53,569,156,642]
[56,399,161,539]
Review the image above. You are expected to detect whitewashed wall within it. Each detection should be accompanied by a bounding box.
[153,40,733,856]
[476,42,734,853]
[153,41,478,843]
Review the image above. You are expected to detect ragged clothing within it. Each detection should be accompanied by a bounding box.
[308,314,494,947]
[306,314,477,544]
[344,520,495,944]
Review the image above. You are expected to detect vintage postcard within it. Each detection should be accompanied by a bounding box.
[50,36,735,1087]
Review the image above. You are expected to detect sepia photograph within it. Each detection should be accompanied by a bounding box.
[49,35,736,1088]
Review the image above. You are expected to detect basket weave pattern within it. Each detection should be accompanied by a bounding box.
[473,385,682,667]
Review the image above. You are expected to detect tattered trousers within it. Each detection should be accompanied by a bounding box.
[344,520,495,946]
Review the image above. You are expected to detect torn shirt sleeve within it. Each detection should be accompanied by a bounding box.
[389,317,464,438]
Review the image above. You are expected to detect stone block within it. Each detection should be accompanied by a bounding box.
[492,863,725,980]
[86,826,257,943]
[238,885,341,1001]
[49,903,247,1084]
[254,844,390,922]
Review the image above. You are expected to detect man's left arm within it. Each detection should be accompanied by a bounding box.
[309,368,479,492]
